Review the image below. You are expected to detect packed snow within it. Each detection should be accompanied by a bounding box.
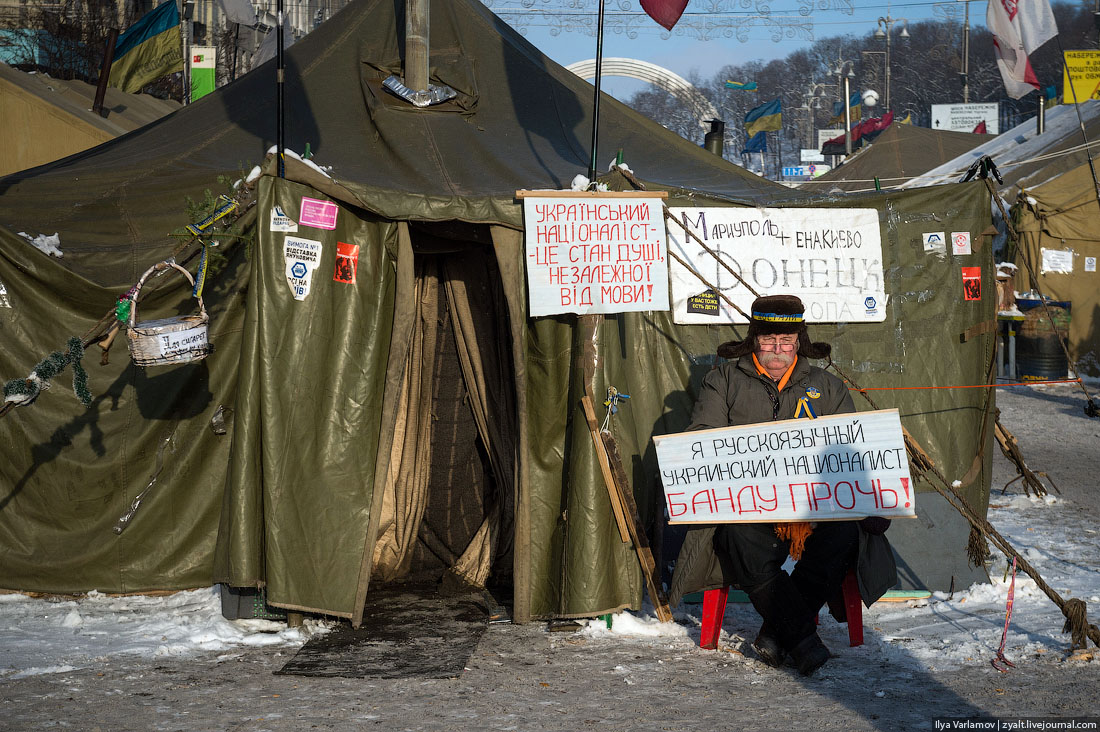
[1,489,1095,681]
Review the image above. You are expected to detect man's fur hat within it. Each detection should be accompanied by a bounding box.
[716,294,832,360]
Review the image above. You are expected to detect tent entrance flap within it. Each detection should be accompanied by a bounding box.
[371,233,517,596]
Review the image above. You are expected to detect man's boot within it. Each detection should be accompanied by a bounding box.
[751,623,785,668]
[790,632,830,675]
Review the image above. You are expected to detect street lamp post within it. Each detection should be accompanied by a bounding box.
[832,60,856,156]
[958,0,971,103]
[874,11,909,111]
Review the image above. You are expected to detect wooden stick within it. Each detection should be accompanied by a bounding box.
[601,430,674,622]
[581,394,631,543]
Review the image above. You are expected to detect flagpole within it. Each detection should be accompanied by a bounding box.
[587,0,606,184]
[276,0,285,177]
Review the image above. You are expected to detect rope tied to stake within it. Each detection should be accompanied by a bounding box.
[3,336,92,408]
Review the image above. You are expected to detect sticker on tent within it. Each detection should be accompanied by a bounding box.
[270,205,298,233]
[1086,257,1097,273]
[653,409,915,524]
[952,231,972,256]
[299,197,339,230]
[333,242,358,284]
[667,207,886,325]
[520,194,669,316]
[284,236,323,300]
[923,232,946,253]
[961,266,981,301]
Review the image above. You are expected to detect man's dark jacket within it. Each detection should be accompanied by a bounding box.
[668,354,898,611]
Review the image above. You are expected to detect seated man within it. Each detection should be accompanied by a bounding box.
[669,294,896,675]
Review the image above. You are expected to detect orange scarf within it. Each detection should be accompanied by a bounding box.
[752,354,812,558]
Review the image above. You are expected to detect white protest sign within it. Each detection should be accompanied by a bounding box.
[521,193,669,316]
[667,207,885,324]
[654,409,915,524]
[284,236,323,300]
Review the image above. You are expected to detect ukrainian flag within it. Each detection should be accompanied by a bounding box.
[744,98,781,137]
[108,1,183,94]
[828,93,862,126]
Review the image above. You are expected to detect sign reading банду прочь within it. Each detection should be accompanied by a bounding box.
[654,409,915,523]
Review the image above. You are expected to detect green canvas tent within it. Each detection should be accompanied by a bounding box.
[809,123,993,194]
[1,0,994,626]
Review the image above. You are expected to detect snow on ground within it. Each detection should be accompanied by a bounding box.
[1,387,1097,682]
[580,490,1098,675]
[0,587,334,680]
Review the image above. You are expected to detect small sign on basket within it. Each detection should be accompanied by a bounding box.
[126,261,210,366]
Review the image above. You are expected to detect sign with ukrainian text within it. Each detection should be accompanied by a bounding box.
[520,192,669,316]
[667,207,886,325]
[653,409,915,524]
[1063,50,1100,103]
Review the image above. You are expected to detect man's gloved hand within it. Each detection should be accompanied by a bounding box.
[859,516,891,535]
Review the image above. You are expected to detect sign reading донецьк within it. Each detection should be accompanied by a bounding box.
[654,409,916,523]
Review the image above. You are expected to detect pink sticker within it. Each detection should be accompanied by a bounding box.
[299,196,339,230]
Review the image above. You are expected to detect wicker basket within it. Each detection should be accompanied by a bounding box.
[127,261,211,366]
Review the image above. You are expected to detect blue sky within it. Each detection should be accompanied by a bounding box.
[487,0,982,100]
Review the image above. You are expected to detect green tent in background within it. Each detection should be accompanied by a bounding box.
[1,0,993,627]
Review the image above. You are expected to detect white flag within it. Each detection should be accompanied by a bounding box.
[217,0,256,26]
[986,0,1058,99]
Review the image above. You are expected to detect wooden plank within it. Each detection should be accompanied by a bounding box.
[581,394,631,543]
[514,189,668,199]
[602,430,674,623]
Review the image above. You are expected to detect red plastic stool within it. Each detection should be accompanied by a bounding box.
[699,569,863,650]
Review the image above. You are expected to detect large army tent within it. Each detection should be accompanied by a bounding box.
[0,62,179,177]
[808,123,993,193]
[902,102,1100,375]
[1,0,995,626]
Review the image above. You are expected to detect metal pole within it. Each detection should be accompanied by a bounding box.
[277,0,285,177]
[962,1,970,103]
[587,0,606,183]
[405,0,429,92]
[843,75,852,156]
[231,23,240,83]
[885,27,891,111]
[92,28,118,118]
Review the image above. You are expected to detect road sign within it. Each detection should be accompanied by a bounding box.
[1063,50,1100,103]
[782,164,831,179]
[930,103,999,134]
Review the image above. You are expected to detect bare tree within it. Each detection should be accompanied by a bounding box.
[0,0,138,82]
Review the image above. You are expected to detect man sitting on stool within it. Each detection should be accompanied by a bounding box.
[669,294,896,675]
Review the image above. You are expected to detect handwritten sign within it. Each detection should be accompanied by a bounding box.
[521,195,669,316]
[653,409,915,524]
[667,207,886,324]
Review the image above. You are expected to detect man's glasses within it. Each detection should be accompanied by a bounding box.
[758,340,797,352]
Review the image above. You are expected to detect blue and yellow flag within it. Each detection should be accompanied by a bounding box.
[108,1,183,94]
[828,92,862,125]
[741,130,767,154]
[744,98,781,137]
[725,80,758,91]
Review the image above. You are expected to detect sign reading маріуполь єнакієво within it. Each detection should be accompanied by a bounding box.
[654,409,916,524]
[667,207,886,325]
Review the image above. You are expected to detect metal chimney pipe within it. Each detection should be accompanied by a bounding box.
[406,0,429,92]
[704,119,725,157]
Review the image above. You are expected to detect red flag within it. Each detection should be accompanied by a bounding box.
[640,0,689,30]
[972,120,988,134]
